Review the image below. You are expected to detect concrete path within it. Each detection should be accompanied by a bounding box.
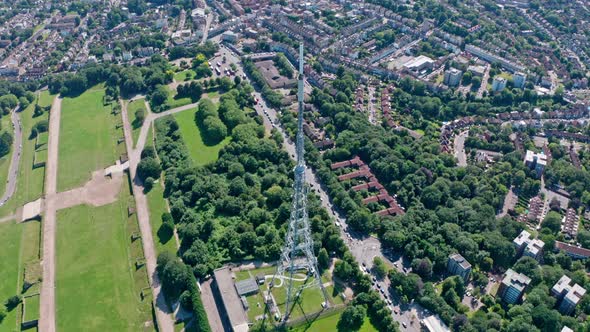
[454,130,469,167]
[39,96,61,332]
[0,106,23,207]
[0,213,15,223]
[121,99,176,332]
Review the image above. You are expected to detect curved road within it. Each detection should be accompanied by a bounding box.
[0,106,23,207]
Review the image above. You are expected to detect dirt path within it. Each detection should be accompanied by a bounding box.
[121,99,176,332]
[39,96,61,332]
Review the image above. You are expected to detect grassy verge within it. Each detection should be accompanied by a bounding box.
[55,181,154,331]
[127,99,146,148]
[174,108,230,166]
[0,115,15,200]
[147,183,177,254]
[166,86,192,110]
[58,87,120,191]
[174,69,196,82]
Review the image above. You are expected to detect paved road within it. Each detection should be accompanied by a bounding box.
[121,100,176,332]
[39,96,62,332]
[0,106,23,207]
[454,130,468,167]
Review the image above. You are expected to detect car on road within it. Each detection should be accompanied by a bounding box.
[402,322,407,328]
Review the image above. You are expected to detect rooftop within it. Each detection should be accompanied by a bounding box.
[449,253,471,270]
[502,269,531,291]
[213,267,249,332]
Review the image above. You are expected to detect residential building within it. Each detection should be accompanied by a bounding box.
[551,275,586,315]
[498,269,531,304]
[122,51,133,61]
[562,208,580,239]
[447,253,472,282]
[513,72,527,89]
[524,150,548,177]
[555,241,590,260]
[403,55,435,72]
[443,68,462,87]
[222,31,239,43]
[513,230,545,261]
[492,76,507,92]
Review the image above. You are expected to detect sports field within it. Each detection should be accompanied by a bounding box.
[55,194,151,331]
[0,222,22,332]
[127,99,146,148]
[174,108,230,166]
[58,86,119,191]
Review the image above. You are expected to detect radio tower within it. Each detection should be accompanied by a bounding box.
[271,44,329,324]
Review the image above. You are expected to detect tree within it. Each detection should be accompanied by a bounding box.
[411,257,433,279]
[0,305,5,323]
[137,157,162,181]
[4,295,21,311]
[373,256,388,279]
[202,117,227,144]
[135,108,145,126]
[0,132,12,157]
[542,211,562,234]
[157,254,191,299]
[338,304,366,331]
[149,85,169,109]
[318,248,330,271]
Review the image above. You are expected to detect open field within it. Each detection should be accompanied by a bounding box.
[166,86,192,110]
[55,187,153,331]
[174,108,230,166]
[0,222,22,332]
[58,87,120,191]
[23,294,40,323]
[174,69,196,82]
[291,308,378,332]
[147,182,177,254]
[127,99,146,148]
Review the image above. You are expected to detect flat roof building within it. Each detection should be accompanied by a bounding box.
[403,55,435,72]
[492,76,507,92]
[551,275,586,315]
[498,269,531,304]
[513,230,545,262]
[213,267,249,332]
[447,253,472,282]
[524,150,547,178]
[422,314,450,332]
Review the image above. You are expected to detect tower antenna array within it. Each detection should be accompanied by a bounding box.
[270,43,329,324]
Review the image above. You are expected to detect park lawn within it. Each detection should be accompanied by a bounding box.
[55,196,150,331]
[127,99,146,148]
[58,87,119,191]
[23,294,40,322]
[174,108,230,166]
[147,182,177,254]
[0,222,22,332]
[174,69,196,82]
[291,309,378,332]
[166,86,192,109]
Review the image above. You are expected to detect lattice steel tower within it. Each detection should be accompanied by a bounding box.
[272,44,329,323]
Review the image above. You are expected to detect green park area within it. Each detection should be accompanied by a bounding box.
[174,107,230,166]
[147,180,177,254]
[166,86,192,109]
[127,99,146,147]
[0,222,22,332]
[291,308,378,332]
[55,185,153,331]
[58,86,121,191]
[174,69,196,82]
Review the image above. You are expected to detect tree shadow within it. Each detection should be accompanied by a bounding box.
[157,223,173,245]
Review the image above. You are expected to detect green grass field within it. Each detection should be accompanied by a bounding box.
[166,86,192,110]
[0,222,22,332]
[58,87,119,191]
[174,70,196,82]
[55,192,152,331]
[291,309,378,332]
[174,108,230,166]
[147,182,177,254]
[127,99,146,148]
[23,294,40,322]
